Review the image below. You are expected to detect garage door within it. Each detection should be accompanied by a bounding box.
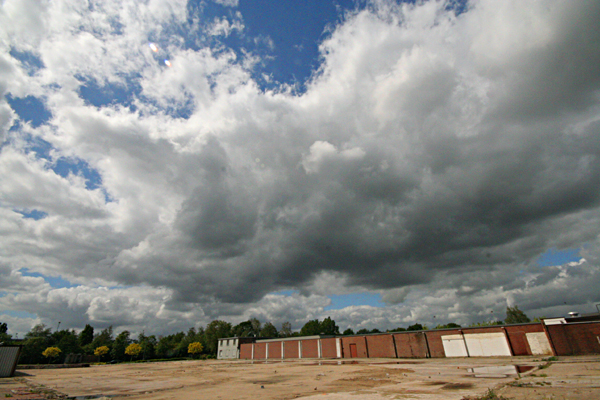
[464,333,511,357]
[442,334,469,357]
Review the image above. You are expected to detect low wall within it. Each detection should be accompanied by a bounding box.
[546,321,600,356]
[232,321,599,361]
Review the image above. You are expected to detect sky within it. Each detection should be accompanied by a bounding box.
[1,0,600,337]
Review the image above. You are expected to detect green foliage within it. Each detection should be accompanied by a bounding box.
[342,328,354,335]
[300,317,339,336]
[320,317,339,335]
[505,306,531,324]
[407,323,427,331]
[300,319,321,336]
[137,332,157,360]
[469,320,504,327]
[232,318,261,337]
[79,324,94,347]
[91,326,114,351]
[279,321,293,337]
[26,324,52,340]
[388,327,406,332]
[356,328,370,334]
[111,331,131,360]
[0,322,12,344]
[260,322,278,338]
[205,320,232,355]
[435,323,461,329]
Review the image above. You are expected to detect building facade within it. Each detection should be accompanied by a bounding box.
[217,319,600,360]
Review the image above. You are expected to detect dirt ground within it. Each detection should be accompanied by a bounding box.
[1,355,599,400]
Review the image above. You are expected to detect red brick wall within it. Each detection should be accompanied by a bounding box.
[463,327,500,334]
[302,339,319,358]
[504,324,543,356]
[321,338,338,358]
[366,334,396,358]
[424,330,456,358]
[267,342,282,359]
[547,322,600,356]
[254,343,267,359]
[284,340,299,359]
[240,343,252,359]
[341,336,368,358]
[394,332,431,358]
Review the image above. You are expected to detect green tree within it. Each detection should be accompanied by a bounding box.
[407,323,425,331]
[188,342,203,358]
[79,324,94,347]
[91,326,114,351]
[125,343,142,360]
[320,317,339,335]
[204,320,232,355]
[300,319,321,336]
[21,324,53,364]
[54,330,81,361]
[505,306,530,324]
[279,321,293,337]
[137,332,157,360]
[0,322,12,344]
[232,320,254,337]
[260,322,278,337]
[435,323,461,329]
[356,328,370,334]
[388,327,406,332]
[111,331,131,360]
[342,328,354,335]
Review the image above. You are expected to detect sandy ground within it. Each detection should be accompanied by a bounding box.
[1,355,599,400]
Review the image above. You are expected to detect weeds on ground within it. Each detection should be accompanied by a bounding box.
[542,356,558,362]
[461,388,510,400]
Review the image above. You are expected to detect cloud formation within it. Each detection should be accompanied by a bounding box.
[1,0,600,335]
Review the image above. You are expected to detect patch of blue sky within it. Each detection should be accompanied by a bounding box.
[325,292,384,311]
[77,75,141,110]
[19,269,78,289]
[9,48,45,76]
[537,248,581,267]
[271,289,299,296]
[180,0,360,92]
[5,94,52,128]
[16,209,48,220]
[53,157,103,191]
[1,310,38,320]
[7,130,103,194]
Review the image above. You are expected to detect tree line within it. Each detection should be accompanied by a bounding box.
[0,306,531,364]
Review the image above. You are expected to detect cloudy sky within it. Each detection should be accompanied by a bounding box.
[1,0,600,337]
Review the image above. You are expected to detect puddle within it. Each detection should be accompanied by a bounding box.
[467,365,535,378]
[442,382,474,390]
[517,365,535,373]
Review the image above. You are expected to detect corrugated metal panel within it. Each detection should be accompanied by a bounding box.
[0,346,22,377]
